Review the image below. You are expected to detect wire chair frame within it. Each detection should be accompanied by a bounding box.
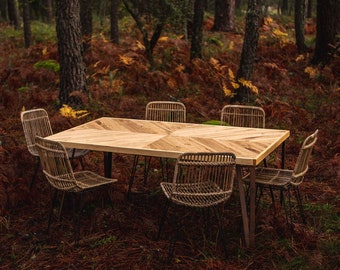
[35,136,117,243]
[162,152,236,208]
[21,108,53,157]
[244,130,318,229]
[21,108,88,190]
[157,152,236,260]
[128,101,187,197]
[145,101,186,123]
[220,105,265,128]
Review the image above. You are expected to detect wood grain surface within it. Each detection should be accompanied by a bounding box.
[46,117,289,166]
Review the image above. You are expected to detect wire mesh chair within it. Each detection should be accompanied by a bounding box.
[157,152,236,260]
[220,105,265,128]
[145,101,186,123]
[35,136,118,243]
[128,101,186,197]
[243,130,318,231]
[21,108,88,190]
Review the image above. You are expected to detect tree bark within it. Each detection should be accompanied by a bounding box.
[45,0,53,23]
[306,0,312,18]
[0,0,8,21]
[234,0,260,103]
[281,0,289,15]
[110,0,120,44]
[122,0,168,70]
[190,0,205,60]
[22,0,31,48]
[8,0,20,29]
[295,0,306,53]
[80,0,93,53]
[212,0,235,32]
[311,0,337,66]
[56,0,88,107]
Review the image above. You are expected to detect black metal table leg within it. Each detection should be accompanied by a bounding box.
[104,152,112,178]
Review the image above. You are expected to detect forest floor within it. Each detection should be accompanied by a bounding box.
[0,18,339,269]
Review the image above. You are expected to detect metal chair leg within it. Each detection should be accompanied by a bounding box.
[287,188,294,234]
[47,189,58,233]
[143,156,152,185]
[30,157,40,190]
[294,186,306,224]
[72,193,83,245]
[214,205,228,258]
[127,155,139,198]
[157,199,171,240]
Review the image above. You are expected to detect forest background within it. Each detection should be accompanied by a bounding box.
[0,0,339,269]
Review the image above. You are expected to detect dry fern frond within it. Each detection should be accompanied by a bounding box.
[304,66,319,79]
[120,55,135,65]
[59,104,89,119]
[238,78,259,94]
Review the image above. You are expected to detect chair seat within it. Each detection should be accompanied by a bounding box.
[161,181,232,208]
[243,167,293,188]
[72,171,117,192]
[67,148,89,158]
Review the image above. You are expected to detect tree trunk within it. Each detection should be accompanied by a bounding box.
[45,0,53,23]
[8,0,20,29]
[212,0,235,32]
[22,0,31,48]
[306,0,312,18]
[234,0,260,103]
[190,0,205,60]
[80,0,93,53]
[122,0,168,70]
[110,0,120,44]
[281,0,289,15]
[311,0,337,66]
[295,0,306,53]
[235,0,243,10]
[0,0,8,21]
[56,0,88,107]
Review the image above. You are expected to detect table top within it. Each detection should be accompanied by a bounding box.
[46,117,290,166]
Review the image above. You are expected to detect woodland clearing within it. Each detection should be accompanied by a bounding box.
[0,18,339,269]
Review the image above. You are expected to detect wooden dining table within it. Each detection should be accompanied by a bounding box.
[46,117,290,248]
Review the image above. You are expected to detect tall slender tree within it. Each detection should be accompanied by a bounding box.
[190,0,205,60]
[22,0,31,48]
[122,0,171,69]
[110,0,120,44]
[234,0,260,103]
[45,0,53,24]
[0,0,8,21]
[295,0,307,53]
[8,0,20,29]
[56,0,88,107]
[80,0,93,53]
[311,0,337,66]
[306,0,313,18]
[211,0,235,32]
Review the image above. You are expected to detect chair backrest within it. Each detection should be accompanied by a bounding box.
[171,152,236,207]
[35,136,77,191]
[145,101,186,122]
[291,129,318,185]
[21,108,53,156]
[220,105,265,128]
